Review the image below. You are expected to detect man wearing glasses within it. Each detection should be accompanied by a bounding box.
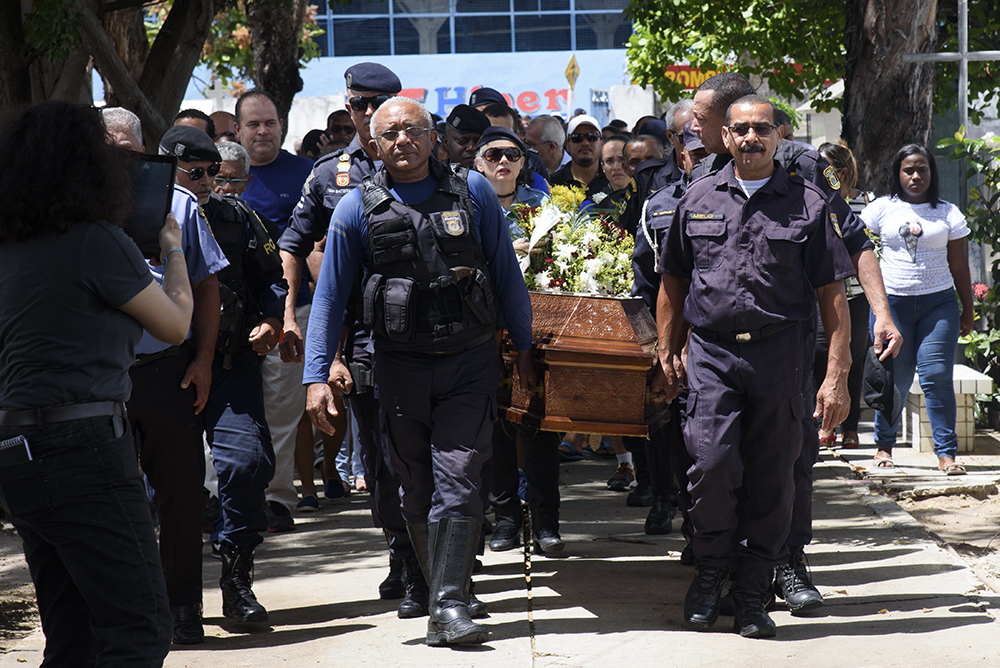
[549,114,609,198]
[304,97,535,647]
[654,95,853,639]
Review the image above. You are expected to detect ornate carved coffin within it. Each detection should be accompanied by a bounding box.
[500,292,669,437]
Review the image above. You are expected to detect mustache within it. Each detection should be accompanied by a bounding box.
[739,144,766,154]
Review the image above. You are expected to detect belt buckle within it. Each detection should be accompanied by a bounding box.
[736,332,752,342]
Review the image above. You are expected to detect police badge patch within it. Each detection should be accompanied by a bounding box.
[823,164,841,193]
[335,157,351,187]
[830,212,842,238]
[441,211,464,236]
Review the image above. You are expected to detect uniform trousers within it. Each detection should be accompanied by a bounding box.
[127,342,205,608]
[684,327,805,594]
[351,387,412,557]
[262,303,312,512]
[204,347,276,551]
[374,340,498,523]
[489,419,561,534]
[0,417,172,667]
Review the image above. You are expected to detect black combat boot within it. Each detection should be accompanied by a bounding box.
[219,541,268,623]
[732,588,777,638]
[773,546,824,614]
[683,564,728,629]
[397,553,429,619]
[426,517,488,646]
[643,439,676,535]
[468,578,487,619]
[379,554,405,599]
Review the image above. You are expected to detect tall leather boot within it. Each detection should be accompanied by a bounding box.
[644,435,676,535]
[219,541,268,623]
[426,517,488,646]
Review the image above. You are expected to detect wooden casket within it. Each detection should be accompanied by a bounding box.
[500,292,669,437]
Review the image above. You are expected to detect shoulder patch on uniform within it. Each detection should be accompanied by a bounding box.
[687,212,724,220]
[823,164,841,192]
[830,212,842,238]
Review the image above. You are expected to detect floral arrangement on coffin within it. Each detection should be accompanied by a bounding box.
[509,185,634,296]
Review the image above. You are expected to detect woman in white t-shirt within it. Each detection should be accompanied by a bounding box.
[861,144,974,474]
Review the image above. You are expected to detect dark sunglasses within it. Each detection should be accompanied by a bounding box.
[348,94,392,112]
[483,147,524,163]
[327,124,355,134]
[177,163,221,181]
[727,123,778,138]
[570,132,600,143]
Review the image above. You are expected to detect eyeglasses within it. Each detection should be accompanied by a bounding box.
[349,94,392,112]
[483,147,524,163]
[727,123,778,138]
[177,163,221,181]
[327,124,355,135]
[214,176,249,188]
[602,156,625,167]
[377,126,431,143]
[524,139,553,149]
[570,132,601,143]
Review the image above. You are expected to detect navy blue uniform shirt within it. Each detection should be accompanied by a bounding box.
[631,179,685,314]
[659,161,854,333]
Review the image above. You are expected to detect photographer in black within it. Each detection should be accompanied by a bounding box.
[0,102,193,666]
[159,126,288,626]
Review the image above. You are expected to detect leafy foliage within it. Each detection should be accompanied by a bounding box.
[22,0,80,63]
[937,129,1000,275]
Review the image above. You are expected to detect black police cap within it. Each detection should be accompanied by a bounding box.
[446,105,491,136]
[476,126,526,156]
[159,125,221,163]
[469,87,506,108]
[863,347,902,426]
[344,62,402,94]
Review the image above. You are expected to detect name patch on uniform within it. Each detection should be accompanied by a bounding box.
[441,211,465,236]
[651,209,675,217]
[823,164,841,192]
[687,212,724,220]
[830,212,842,238]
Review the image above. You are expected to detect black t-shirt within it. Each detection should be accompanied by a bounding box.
[0,222,153,410]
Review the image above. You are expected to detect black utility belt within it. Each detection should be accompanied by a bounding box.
[133,345,182,368]
[0,401,126,428]
[692,320,798,344]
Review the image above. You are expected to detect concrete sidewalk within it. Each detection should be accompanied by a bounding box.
[1,452,999,667]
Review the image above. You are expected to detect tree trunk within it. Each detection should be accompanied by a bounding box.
[844,0,938,194]
[0,1,31,110]
[246,0,306,135]
[99,0,149,108]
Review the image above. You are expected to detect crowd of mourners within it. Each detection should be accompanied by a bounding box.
[0,58,974,664]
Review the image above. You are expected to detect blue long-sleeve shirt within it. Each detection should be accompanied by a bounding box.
[304,168,533,384]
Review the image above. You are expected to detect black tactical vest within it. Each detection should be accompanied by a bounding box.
[361,162,497,354]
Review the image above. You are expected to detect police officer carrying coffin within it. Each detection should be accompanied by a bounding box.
[654,95,854,638]
[160,126,288,626]
[304,97,535,647]
[279,63,431,614]
[688,72,902,615]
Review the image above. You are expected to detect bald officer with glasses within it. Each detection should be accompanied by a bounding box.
[654,95,854,639]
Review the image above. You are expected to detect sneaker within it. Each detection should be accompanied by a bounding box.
[264,500,294,533]
[324,479,346,501]
[607,463,637,491]
[773,547,823,614]
[296,495,320,512]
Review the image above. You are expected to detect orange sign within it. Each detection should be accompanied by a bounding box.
[663,65,726,90]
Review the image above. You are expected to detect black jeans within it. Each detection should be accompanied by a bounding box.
[0,416,171,667]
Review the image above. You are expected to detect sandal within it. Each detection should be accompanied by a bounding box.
[873,451,894,468]
[818,432,837,447]
[558,442,584,462]
[582,443,616,459]
[938,457,967,476]
[841,433,860,449]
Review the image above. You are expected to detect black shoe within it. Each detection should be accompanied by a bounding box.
[626,483,653,507]
[398,554,429,619]
[732,589,777,638]
[379,556,404,600]
[773,547,823,614]
[170,604,204,645]
[534,527,564,553]
[684,564,728,629]
[679,541,695,566]
[468,579,488,619]
[264,500,294,533]
[644,498,675,535]
[219,541,269,624]
[488,523,520,552]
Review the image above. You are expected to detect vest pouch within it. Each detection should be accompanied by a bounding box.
[370,215,418,266]
[429,210,472,255]
[462,268,495,325]
[383,277,416,343]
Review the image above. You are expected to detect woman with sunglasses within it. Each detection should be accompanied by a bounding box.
[474,126,549,237]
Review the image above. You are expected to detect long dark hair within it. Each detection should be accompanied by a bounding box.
[0,101,133,243]
[888,143,940,208]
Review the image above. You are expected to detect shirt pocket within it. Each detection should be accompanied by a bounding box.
[762,222,809,274]
[686,219,727,271]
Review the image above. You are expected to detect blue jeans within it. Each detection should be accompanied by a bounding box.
[0,416,172,667]
[871,289,960,458]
